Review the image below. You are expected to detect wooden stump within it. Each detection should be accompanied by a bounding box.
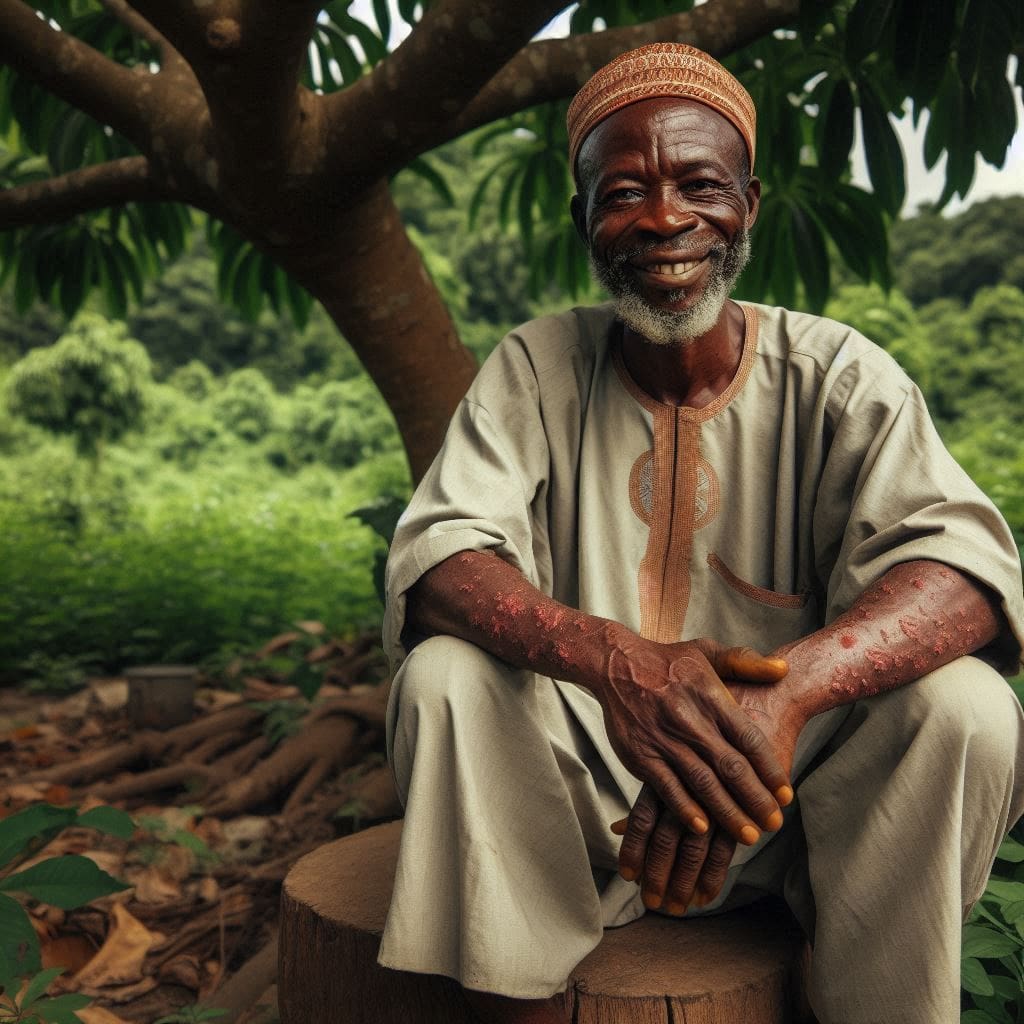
[125,664,198,729]
[279,821,813,1024]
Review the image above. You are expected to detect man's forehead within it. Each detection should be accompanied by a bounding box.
[578,98,747,181]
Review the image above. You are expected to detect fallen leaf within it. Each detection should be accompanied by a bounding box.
[88,680,128,712]
[130,866,182,904]
[77,1006,133,1024]
[41,932,97,974]
[73,903,163,988]
[196,876,220,903]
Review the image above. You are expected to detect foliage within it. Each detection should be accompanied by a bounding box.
[211,368,278,442]
[134,809,219,871]
[0,803,134,1024]
[961,832,1024,1021]
[3,313,150,458]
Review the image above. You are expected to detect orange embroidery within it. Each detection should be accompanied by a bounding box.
[615,306,759,642]
[707,552,808,609]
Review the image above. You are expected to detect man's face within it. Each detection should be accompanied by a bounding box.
[571,97,760,345]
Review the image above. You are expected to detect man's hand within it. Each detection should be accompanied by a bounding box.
[612,641,806,910]
[598,635,793,849]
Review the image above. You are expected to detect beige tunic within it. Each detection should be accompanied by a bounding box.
[385,300,1023,683]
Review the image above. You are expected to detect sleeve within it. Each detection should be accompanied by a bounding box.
[382,337,550,672]
[813,359,1024,674]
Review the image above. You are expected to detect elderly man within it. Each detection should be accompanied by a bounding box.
[377,43,1024,1024]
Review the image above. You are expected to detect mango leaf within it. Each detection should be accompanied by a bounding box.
[819,78,855,182]
[962,924,1021,959]
[0,804,76,868]
[789,198,830,312]
[0,854,129,909]
[858,82,905,215]
[0,893,40,979]
[75,806,134,841]
[961,956,996,997]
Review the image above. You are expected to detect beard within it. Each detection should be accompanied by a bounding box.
[589,227,751,347]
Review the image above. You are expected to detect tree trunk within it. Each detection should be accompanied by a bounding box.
[276,180,479,482]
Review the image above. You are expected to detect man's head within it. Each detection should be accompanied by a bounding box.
[566,44,760,346]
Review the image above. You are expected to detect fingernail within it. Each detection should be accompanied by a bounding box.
[642,890,662,910]
[692,889,714,908]
[620,866,637,882]
[610,818,628,835]
[665,901,686,916]
[766,809,783,830]
[775,785,794,806]
[691,815,709,834]
[740,825,760,845]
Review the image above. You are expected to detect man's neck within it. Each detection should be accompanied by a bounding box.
[621,299,745,409]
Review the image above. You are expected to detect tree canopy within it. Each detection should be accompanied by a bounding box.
[0,0,1020,477]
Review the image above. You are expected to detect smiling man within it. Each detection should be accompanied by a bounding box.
[377,43,1024,1024]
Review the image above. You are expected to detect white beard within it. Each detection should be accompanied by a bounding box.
[589,229,751,347]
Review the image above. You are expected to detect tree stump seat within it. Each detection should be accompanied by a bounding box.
[280,820,812,1024]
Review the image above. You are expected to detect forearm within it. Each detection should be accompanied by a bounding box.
[777,560,1004,720]
[405,549,631,696]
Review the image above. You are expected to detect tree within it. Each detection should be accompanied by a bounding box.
[4,311,150,458]
[0,0,1020,479]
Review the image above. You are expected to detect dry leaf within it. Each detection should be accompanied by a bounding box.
[76,976,158,1002]
[74,903,163,988]
[88,680,128,712]
[41,933,96,974]
[77,1006,133,1024]
[196,876,220,903]
[130,866,182,904]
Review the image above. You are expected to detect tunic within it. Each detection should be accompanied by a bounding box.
[385,300,1024,680]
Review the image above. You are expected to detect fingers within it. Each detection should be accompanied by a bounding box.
[661,827,713,914]
[694,638,788,684]
[638,808,685,910]
[664,741,779,844]
[644,766,709,838]
[692,831,737,907]
[616,784,660,883]
[718,700,794,807]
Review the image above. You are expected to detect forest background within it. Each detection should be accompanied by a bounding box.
[1,160,1022,688]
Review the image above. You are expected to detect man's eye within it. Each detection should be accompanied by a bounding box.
[684,179,719,192]
[601,188,643,204]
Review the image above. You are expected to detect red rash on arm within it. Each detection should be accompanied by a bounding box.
[777,560,1004,720]
[405,550,622,693]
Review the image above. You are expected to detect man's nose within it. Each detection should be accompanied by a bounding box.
[642,188,699,236]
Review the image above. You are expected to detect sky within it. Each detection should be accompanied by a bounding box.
[349,1,1023,216]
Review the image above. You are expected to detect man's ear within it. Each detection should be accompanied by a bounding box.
[743,176,762,231]
[570,194,588,245]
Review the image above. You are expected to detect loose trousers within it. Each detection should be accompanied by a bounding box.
[377,635,1024,1023]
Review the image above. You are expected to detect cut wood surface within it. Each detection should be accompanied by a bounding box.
[280,821,814,1024]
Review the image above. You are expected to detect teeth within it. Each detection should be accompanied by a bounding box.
[651,260,701,275]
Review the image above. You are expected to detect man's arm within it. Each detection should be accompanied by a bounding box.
[406,548,793,846]
[622,558,1006,912]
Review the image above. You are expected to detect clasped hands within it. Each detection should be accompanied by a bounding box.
[600,635,806,915]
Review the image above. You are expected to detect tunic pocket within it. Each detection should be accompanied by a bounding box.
[707,552,808,609]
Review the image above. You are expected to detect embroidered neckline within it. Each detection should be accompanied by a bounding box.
[612,303,760,422]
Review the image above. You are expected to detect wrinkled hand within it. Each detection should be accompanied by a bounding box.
[599,635,792,847]
[612,640,807,912]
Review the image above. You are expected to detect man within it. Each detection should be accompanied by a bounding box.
[377,43,1024,1024]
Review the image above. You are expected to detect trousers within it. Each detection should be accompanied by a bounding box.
[377,634,1024,1023]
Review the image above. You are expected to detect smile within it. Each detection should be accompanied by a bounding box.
[632,256,708,286]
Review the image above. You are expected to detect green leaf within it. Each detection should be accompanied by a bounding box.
[997,837,1024,863]
[961,1010,1006,1024]
[981,879,1024,904]
[0,854,130,909]
[0,804,76,868]
[30,992,91,1024]
[957,0,1018,89]
[961,956,995,997]
[845,0,898,62]
[858,82,905,215]
[893,0,956,104]
[75,806,134,841]
[962,924,1022,959]
[19,966,65,1010]
[820,78,855,182]
[403,156,454,207]
[0,893,41,979]
[1000,899,1024,923]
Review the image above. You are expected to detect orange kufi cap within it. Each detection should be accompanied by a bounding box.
[567,42,756,178]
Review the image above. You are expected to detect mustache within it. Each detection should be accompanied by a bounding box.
[606,236,728,268]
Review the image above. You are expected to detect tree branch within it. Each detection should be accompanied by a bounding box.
[97,0,187,71]
[0,157,168,228]
[0,0,156,148]
[323,0,569,181]
[451,0,800,141]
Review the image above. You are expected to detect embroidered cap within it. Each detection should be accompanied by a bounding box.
[566,42,756,179]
